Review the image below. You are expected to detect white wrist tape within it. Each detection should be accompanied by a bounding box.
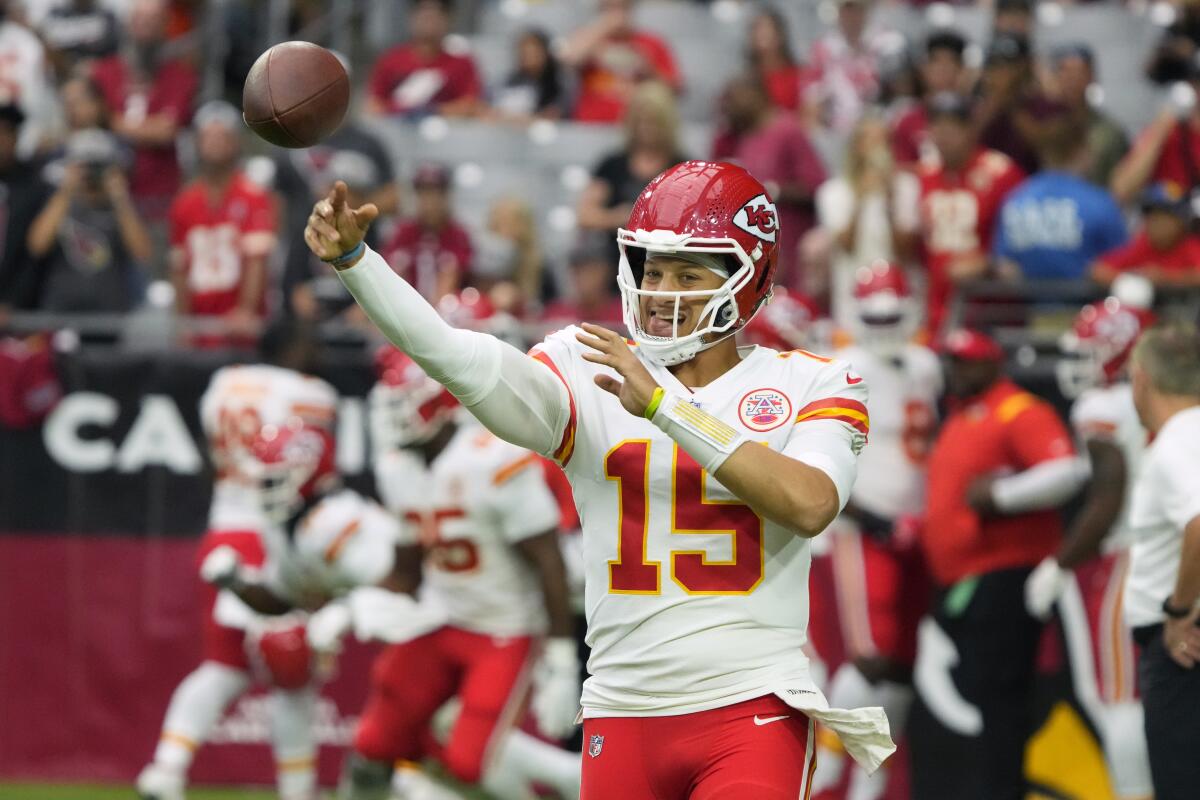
[650,392,747,474]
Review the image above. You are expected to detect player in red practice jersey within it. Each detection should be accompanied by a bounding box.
[306,161,894,798]
[917,93,1024,333]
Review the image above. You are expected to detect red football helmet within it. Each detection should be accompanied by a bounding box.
[742,287,819,351]
[1057,297,1150,397]
[852,260,917,354]
[371,346,459,449]
[244,420,337,523]
[617,160,779,365]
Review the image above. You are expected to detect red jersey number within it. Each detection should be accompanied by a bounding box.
[186,224,242,293]
[413,509,480,573]
[902,400,937,464]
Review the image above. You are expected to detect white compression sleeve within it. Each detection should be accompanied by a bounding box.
[337,247,568,456]
[991,456,1088,514]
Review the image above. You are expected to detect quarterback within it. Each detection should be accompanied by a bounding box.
[305,161,894,797]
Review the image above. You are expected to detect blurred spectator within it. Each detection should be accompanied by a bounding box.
[713,74,826,288]
[993,0,1035,40]
[562,0,681,124]
[0,0,56,158]
[42,76,123,183]
[913,328,1080,800]
[975,33,1041,175]
[491,28,568,122]
[891,29,968,168]
[806,0,882,133]
[746,8,812,116]
[92,0,198,220]
[993,109,1127,281]
[27,129,152,312]
[816,112,920,328]
[1049,44,1129,188]
[1145,1,1200,85]
[540,236,623,327]
[1111,58,1200,206]
[918,93,1024,333]
[0,104,50,312]
[1093,182,1200,288]
[382,163,473,304]
[366,0,482,118]
[475,196,544,306]
[39,0,120,76]
[578,81,686,261]
[169,103,276,337]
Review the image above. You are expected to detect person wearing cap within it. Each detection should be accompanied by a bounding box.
[910,329,1083,800]
[1093,182,1200,288]
[890,28,969,168]
[807,0,885,133]
[976,32,1042,175]
[1050,43,1129,188]
[381,163,473,304]
[0,102,51,313]
[168,101,277,345]
[993,106,1128,281]
[1122,323,1200,800]
[91,0,198,218]
[917,92,1025,333]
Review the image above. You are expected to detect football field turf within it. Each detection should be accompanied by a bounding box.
[0,784,275,799]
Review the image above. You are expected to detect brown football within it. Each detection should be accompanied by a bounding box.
[242,41,349,148]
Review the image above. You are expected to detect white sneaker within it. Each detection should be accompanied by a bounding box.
[136,763,186,800]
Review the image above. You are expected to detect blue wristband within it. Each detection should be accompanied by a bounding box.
[324,241,365,268]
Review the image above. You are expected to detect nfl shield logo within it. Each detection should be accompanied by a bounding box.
[588,733,604,758]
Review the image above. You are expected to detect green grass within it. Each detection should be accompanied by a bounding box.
[0,784,275,799]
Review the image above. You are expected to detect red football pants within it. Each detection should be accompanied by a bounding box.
[581,695,816,800]
[354,626,535,783]
[198,529,265,670]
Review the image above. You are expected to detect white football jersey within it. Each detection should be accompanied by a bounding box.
[1070,382,1147,552]
[262,488,410,607]
[835,343,941,519]
[529,326,869,718]
[199,365,338,530]
[374,421,562,638]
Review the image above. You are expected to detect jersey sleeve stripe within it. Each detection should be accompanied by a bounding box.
[799,411,870,435]
[996,393,1036,423]
[794,398,870,435]
[493,453,539,486]
[529,349,577,466]
[323,518,362,564]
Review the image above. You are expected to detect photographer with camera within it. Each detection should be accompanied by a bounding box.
[27,127,152,312]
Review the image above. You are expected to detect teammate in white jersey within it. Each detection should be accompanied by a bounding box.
[1019,296,1153,799]
[305,161,894,798]
[811,261,940,800]
[139,322,338,800]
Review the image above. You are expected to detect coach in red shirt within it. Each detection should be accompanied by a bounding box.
[910,329,1084,800]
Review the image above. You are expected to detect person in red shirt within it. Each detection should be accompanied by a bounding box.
[1093,182,1200,287]
[561,0,682,124]
[169,102,276,343]
[366,0,483,118]
[382,163,473,304]
[745,8,814,116]
[539,237,623,328]
[911,329,1084,800]
[890,28,968,168]
[917,92,1025,334]
[91,0,197,219]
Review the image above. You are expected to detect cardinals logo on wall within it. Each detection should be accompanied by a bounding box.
[733,194,778,243]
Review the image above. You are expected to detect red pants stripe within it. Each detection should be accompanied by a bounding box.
[581,695,815,799]
[354,626,535,784]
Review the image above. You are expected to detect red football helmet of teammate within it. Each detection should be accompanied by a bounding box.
[1057,296,1151,398]
[371,346,460,450]
[741,287,819,352]
[617,160,779,366]
[851,260,918,356]
[244,420,337,523]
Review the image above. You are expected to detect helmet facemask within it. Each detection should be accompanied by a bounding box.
[854,290,916,359]
[616,228,762,367]
[1056,331,1106,399]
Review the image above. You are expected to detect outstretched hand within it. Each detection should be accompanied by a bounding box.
[304,180,379,267]
[576,323,660,417]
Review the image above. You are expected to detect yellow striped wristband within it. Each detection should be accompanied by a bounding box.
[643,386,665,419]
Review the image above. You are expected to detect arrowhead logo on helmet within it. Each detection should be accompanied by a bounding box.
[733,194,778,243]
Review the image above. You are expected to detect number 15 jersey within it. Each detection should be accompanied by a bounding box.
[530,326,869,718]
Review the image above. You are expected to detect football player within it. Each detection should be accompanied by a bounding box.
[809,262,940,800]
[1024,293,1153,800]
[137,321,338,800]
[346,347,580,800]
[306,161,895,798]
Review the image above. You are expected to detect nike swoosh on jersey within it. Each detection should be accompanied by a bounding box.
[753,714,790,726]
[846,374,863,384]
